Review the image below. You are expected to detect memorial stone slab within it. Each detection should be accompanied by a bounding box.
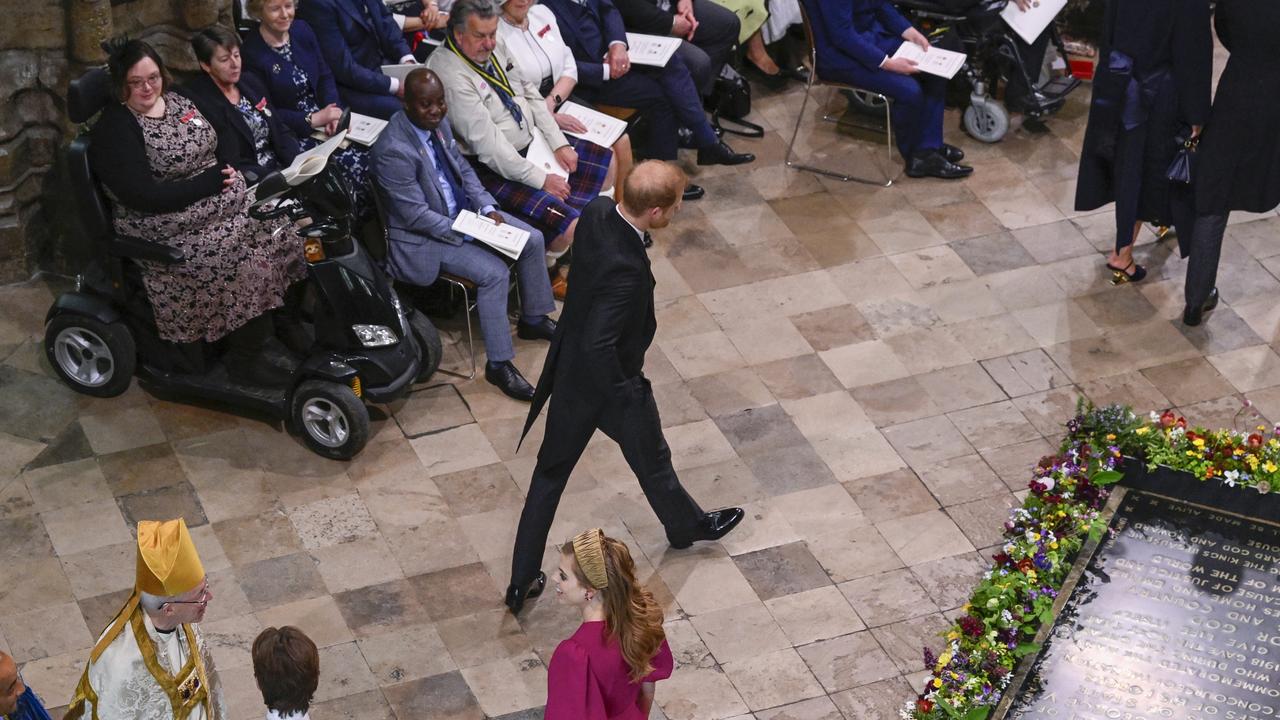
[1009,491,1280,720]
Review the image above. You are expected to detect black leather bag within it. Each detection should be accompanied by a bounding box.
[1166,131,1198,184]
[708,66,764,138]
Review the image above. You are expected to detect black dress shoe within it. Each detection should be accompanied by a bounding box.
[904,151,974,180]
[667,507,746,549]
[697,141,755,166]
[744,62,788,91]
[516,316,556,341]
[485,360,535,401]
[784,65,811,83]
[940,143,965,163]
[504,571,546,615]
[1183,287,1219,327]
[682,184,705,201]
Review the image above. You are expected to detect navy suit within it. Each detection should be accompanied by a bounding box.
[242,20,344,137]
[806,0,947,159]
[297,0,412,119]
[542,0,717,159]
[371,112,556,363]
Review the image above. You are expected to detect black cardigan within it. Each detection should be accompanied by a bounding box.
[178,73,301,181]
[88,97,224,215]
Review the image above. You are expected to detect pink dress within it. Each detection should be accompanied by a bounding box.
[545,621,674,720]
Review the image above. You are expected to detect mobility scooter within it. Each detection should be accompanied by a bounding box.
[43,68,441,460]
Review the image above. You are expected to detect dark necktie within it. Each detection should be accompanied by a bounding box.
[427,133,467,209]
[642,232,653,248]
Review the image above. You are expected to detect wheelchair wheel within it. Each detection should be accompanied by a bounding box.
[963,99,1010,143]
[292,380,369,460]
[844,88,888,117]
[408,310,442,383]
[45,314,136,398]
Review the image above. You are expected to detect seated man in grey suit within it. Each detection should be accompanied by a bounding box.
[371,68,558,401]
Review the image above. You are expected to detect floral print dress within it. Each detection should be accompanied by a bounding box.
[271,41,372,211]
[110,92,306,344]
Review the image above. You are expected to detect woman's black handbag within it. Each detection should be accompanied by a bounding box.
[708,66,764,138]
[1166,131,1198,184]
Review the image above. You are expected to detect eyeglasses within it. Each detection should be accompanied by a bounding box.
[127,74,163,90]
[161,584,210,607]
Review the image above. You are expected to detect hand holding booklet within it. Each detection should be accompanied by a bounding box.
[452,210,530,260]
[625,33,681,67]
[892,42,966,79]
[556,101,627,148]
[525,126,570,180]
[1000,0,1067,45]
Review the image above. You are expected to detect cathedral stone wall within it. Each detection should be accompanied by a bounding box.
[0,0,231,283]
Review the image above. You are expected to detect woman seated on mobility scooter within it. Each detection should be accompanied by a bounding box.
[90,39,306,387]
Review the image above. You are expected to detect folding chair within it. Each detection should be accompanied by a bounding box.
[786,0,900,186]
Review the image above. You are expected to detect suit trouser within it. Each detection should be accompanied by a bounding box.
[1185,212,1228,311]
[584,58,719,160]
[510,378,705,587]
[675,0,741,95]
[824,62,947,160]
[1005,32,1051,106]
[341,86,404,120]
[436,213,555,363]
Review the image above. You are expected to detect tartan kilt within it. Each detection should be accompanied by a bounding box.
[474,135,612,239]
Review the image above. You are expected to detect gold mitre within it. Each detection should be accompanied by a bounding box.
[136,518,205,596]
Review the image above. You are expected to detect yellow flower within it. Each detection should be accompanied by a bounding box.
[1192,438,1205,448]
[1135,427,1150,436]
[1186,450,1198,457]
[1248,456,1261,469]
[947,631,961,641]
[933,678,943,689]
[1265,461,1277,473]
[1234,448,1244,456]
[1106,434,1116,441]
[938,652,952,666]
[1050,541,1059,549]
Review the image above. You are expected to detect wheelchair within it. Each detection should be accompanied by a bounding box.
[846,0,1081,143]
[44,68,441,460]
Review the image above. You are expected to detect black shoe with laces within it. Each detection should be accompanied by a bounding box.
[682,184,705,201]
[904,151,973,180]
[485,360,535,401]
[697,141,755,166]
[516,316,556,341]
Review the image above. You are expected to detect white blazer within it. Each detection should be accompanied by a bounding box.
[497,5,579,89]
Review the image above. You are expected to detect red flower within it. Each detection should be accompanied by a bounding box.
[1186,430,1198,442]
[1248,433,1264,449]
[1176,417,1187,429]
[993,552,1011,565]
[1160,410,1177,428]
[917,698,934,713]
[1017,558,1034,572]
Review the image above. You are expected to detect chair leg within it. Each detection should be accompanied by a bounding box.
[437,281,478,381]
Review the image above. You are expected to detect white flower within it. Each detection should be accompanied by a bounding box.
[1224,469,1239,487]
[1040,477,1056,492]
[1259,481,1272,494]
[1150,411,1161,423]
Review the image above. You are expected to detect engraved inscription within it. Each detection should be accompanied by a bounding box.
[1010,493,1280,720]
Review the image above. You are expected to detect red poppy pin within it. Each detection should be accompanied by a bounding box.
[255,97,272,117]
[537,24,551,37]
[179,108,197,123]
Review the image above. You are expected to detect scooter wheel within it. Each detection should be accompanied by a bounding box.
[291,380,369,460]
[44,314,136,398]
[408,310,442,383]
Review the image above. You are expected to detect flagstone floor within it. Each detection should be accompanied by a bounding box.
[4,56,1280,720]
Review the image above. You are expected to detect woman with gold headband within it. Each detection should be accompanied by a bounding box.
[545,529,673,719]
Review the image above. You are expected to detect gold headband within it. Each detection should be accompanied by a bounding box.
[571,528,609,589]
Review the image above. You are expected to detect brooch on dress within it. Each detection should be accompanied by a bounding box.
[272,63,282,75]
[255,97,272,117]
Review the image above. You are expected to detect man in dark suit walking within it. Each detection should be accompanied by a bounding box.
[505,161,744,614]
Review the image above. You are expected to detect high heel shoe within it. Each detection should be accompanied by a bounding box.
[1105,259,1147,284]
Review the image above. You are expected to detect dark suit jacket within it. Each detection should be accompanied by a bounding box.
[807,0,912,76]
[541,0,630,88]
[612,0,675,36]
[178,73,301,181]
[297,0,411,99]
[522,197,655,440]
[241,19,344,137]
[370,112,498,286]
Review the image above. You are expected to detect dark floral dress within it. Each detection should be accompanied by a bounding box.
[110,93,306,344]
[236,96,275,169]
[271,41,372,210]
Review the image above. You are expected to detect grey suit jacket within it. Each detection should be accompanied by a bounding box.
[370,112,498,286]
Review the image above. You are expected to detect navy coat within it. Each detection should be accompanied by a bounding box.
[1075,0,1212,222]
[178,72,301,181]
[807,0,912,78]
[297,0,411,98]
[540,0,630,89]
[241,20,344,137]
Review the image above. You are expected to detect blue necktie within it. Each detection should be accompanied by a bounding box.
[426,133,467,212]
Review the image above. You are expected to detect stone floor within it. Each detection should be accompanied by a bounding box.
[4,63,1280,720]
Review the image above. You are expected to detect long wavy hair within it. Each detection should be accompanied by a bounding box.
[562,534,666,682]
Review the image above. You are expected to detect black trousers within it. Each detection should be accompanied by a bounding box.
[509,378,704,587]
[1185,212,1228,311]
[676,0,740,95]
[1005,32,1051,105]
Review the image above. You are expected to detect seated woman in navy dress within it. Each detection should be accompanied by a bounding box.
[241,0,374,213]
